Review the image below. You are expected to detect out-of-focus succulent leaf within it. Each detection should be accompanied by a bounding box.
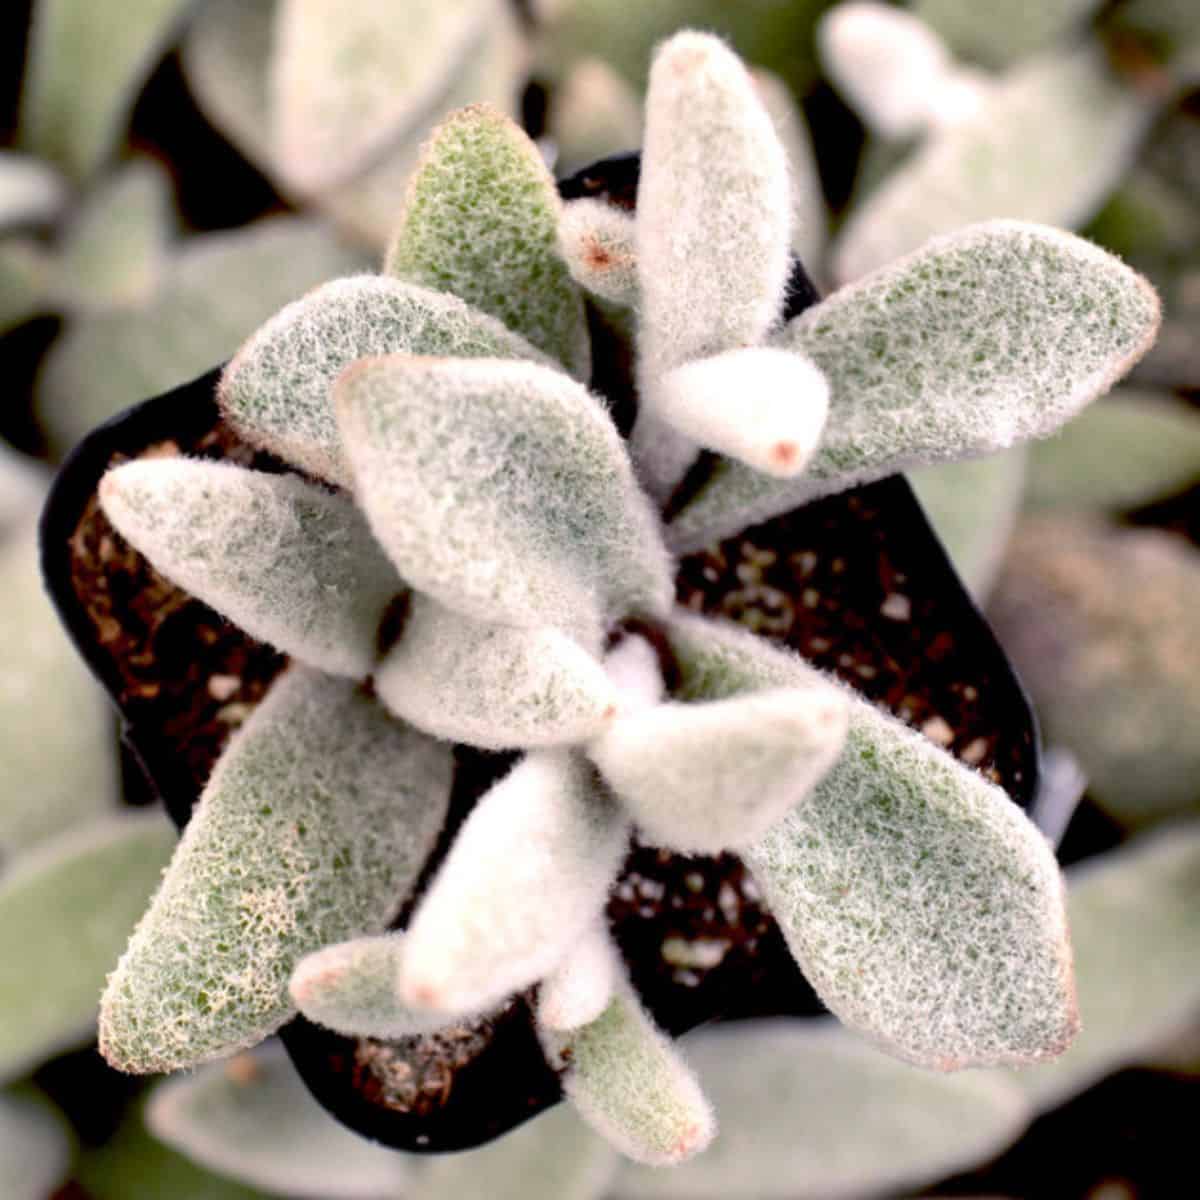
[336,356,672,632]
[0,443,47,535]
[0,812,175,1083]
[0,238,53,333]
[20,0,193,179]
[1011,821,1200,1110]
[616,1019,1031,1199]
[671,221,1160,551]
[409,1103,617,1200]
[913,0,1104,68]
[386,104,589,378]
[549,58,642,177]
[0,1088,74,1200]
[1024,392,1200,511]
[0,518,118,863]
[37,218,369,453]
[668,613,1077,1070]
[52,157,172,309]
[99,668,453,1073]
[0,150,67,230]
[989,518,1200,824]
[832,45,1154,284]
[1108,0,1200,83]
[99,460,400,679]
[909,447,1027,599]
[270,0,489,194]
[147,1040,414,1197]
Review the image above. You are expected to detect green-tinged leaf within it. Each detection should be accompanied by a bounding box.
[77,1103,271,1200]
[914,0,1103,67]
[752,69,827,275]
[0,1089,74,1200]
[558,198,638,307]
[634,31,792,495]
[540,985,715,1167]
[376,594,617,749]
[666,613,1077,1069]
[989,518,1200,824]
[336,355,673,631]
[147,1040,414,1197]
[99,459,400,678]
[20,0,192,178]
[1013,821,1200,1110]
[0,238,53,333]
[909,447,1027,599]
[0,442,47,534]
[270,0,488,194]
[0,518,118,863]
[410,1103,617,1200]
[832,45,1154,284]
[399,752,628,1016]
[538,923,618,1033]
[550,58,642,177]
[37,218,369,453]
[290,935,456,1040]
[616,1019,1030,1199]
[670,220,1161,551]
[0,150,67,229]
[1024,392,1200,511]
[99,667,452,1073]
[52,157,172,309]
[590,686,847,853]
[386,104,590,379]
[0,813,175,1083]
[219,274,548,487]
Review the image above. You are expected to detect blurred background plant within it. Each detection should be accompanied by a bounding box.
[1,1,1198,1197]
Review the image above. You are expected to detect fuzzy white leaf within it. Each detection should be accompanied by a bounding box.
[0,813,174,1084]
[385,104,590,379]
[20,0,192,179]
[376,594,618,749]
[537,923,618,1033]
[540,984,715,1167]
[219,274,548,487]
[590,686,848,854]
[603,634,664,712]
[550,57,642,177]
[0,443,46,535]
[290,935,463,1040]
[336,355,673,631]
[670,221,1161,551]
[100,667,452,1073]
[633,30,792,496]
[0,151,67,230]
[559,198,638,308]
[147,1041,413,1198]
[0,1090,73,1200]
[270,0,489,193]
[656,348,830,478]
[667,613,1078,1070]
[616,1019,1030,1200]
[100,459,400,678]
[409,1104,618,1200]
[832,45,1154,283]
[399,752,629,1016]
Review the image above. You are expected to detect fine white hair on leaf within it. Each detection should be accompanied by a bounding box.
[374,593,618,750]
[602,634,665,714]
[398,751,630,1018]
[655,348,830,478]
[589,686,849,855]
[99,458,401,679]
[218,274,553,487]
[668,220,1162,552]
[540,982,716,1167]
[385,103,590,380]
[633,29,793,499]
[664,613,1079,1071]
[336,354,674,631]
[99,667,453,1074]
[290,935,474,1040]
[558,198,638,308]
[537,922,618,1033]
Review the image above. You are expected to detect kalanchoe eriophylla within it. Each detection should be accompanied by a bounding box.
[88,30,1159,1169]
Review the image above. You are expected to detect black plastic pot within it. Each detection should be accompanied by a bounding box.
[38,155,1040,1153]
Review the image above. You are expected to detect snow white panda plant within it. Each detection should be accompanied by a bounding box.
[86,30,1159,1169]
